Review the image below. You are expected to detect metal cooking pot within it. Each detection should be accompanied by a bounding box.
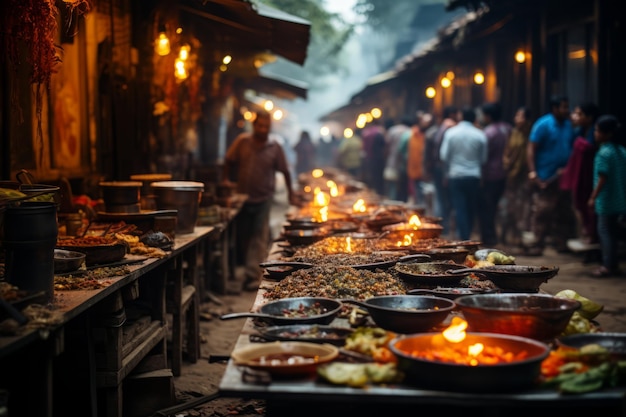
[448,265,560,292]
[390,332,550,392]
[407,287,498,300]
[220,297,343,326]
[341,295,455,334]
[393,261,469,287]
[99,181,142,206]
[455,293,580,341]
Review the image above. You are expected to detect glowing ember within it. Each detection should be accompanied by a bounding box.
[319,206,329,222]
[312,169,324,178]
[304,185,312,193]
[353,199,366,213]
[408,214,422,228]
[313,190,330,207]
[442,316,468,343]
[329,185,339,197]
[345,237,352,252]
[396,234,412,247]
[403,318,526,366]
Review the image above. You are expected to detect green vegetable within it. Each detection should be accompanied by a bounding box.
[486,251,515,265]
[559,362,613,394]
[555,289,604,320]
[561,311,591,336]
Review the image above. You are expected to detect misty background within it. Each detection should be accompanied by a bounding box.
[257,0,464,146]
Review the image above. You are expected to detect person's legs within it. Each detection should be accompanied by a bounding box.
[478,179,505,245]
[243,200,273,288]
[449,178,474,240]
[595,214,621,276]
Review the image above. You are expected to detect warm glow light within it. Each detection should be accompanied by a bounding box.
[468,343,484,357]
[425,86,436,98]
[446,71,455,80]
[243,111,253,120]
[366,113,374,123]
[219,64,228,72]
[440,77,451,88]
[264,100,274,111]
[272,109,283,120]
[474,72,485,85]
[312,169,324,178]
[408,214,422,228]
[155,32,171,56]
[175,59,188,80]
[327,180,338,197]
[442,317,468,343]
[356,114,368,128]
[304,185,312,193]
[514,50,526,63]
[353,199,366,213]
[313,191,330,207]
[396,234,412,247]
[319,206,329,222]
[344,128,353,138]
[346,237,352,252]
[568,49,586,59]
[320,126,330,136]
[371,108,382,118]
[179,44,191,61]
[223,55,232,65]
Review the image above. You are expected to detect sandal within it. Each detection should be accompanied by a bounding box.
[591,266,611,277]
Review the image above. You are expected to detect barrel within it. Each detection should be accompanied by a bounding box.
[2,201,58,302]
[150,181,204,234]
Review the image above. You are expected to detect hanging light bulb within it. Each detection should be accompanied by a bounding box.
[425,86,436,98]
[175,58,188,80]
[179,44,191,61]
[155,31,171,56]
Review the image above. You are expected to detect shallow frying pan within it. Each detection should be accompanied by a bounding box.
[220,297,343,326]
[447,265,560,292]
[256,324,354,346]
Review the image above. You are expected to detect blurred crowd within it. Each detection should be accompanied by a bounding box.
[288,97,626,278]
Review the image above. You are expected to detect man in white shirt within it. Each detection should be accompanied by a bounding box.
[440,107,488,240]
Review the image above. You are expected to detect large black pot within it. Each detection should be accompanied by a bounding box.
[220,297,343,326]
[2,201,58,301]
[342,295,455,334]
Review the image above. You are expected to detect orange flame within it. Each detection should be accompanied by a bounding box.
[353,199,366,213]
[442,316,468,343]
[408,214,422,228]
[396,234,412,247]
[313,190,330,207]
[345,237,352,252]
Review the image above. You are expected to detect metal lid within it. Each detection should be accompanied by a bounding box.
[150,181,204,191]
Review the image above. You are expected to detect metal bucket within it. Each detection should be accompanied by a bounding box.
[150,181,204,234]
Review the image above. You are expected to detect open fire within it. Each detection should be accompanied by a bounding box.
[406,317,530,366]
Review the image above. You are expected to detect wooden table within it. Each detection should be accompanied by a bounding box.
[218,245,626,417]
[0,226,217,417]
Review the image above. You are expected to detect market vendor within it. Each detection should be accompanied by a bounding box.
[222,109,299,292]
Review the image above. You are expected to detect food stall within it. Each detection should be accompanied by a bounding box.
[217,169,626,416]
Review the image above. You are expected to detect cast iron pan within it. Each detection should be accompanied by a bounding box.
[558,333,626,358]
[407,287,498,300]
[220,297,343,326]
[341,295,455,334]
[447,265,560,292]
[256,324,353,346]
[393,261,469,287]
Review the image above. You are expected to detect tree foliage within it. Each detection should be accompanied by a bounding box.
[255,0,355,88]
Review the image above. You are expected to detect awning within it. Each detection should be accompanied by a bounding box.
[245,73,308,100]
[179,0,310,66]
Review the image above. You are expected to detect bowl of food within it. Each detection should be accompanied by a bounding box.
[231,341,339,377]
[53,249,86,273]
[393,261,469,287]
[455,293,581,341]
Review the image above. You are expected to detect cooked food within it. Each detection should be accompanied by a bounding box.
[263,265,407,300]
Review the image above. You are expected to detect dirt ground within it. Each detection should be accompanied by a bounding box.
[160,185,626,417]
[169,286,263,417]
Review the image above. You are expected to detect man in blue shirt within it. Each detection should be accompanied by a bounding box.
[525,95,576,255]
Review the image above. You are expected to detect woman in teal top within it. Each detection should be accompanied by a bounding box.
[588,115,626,277]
